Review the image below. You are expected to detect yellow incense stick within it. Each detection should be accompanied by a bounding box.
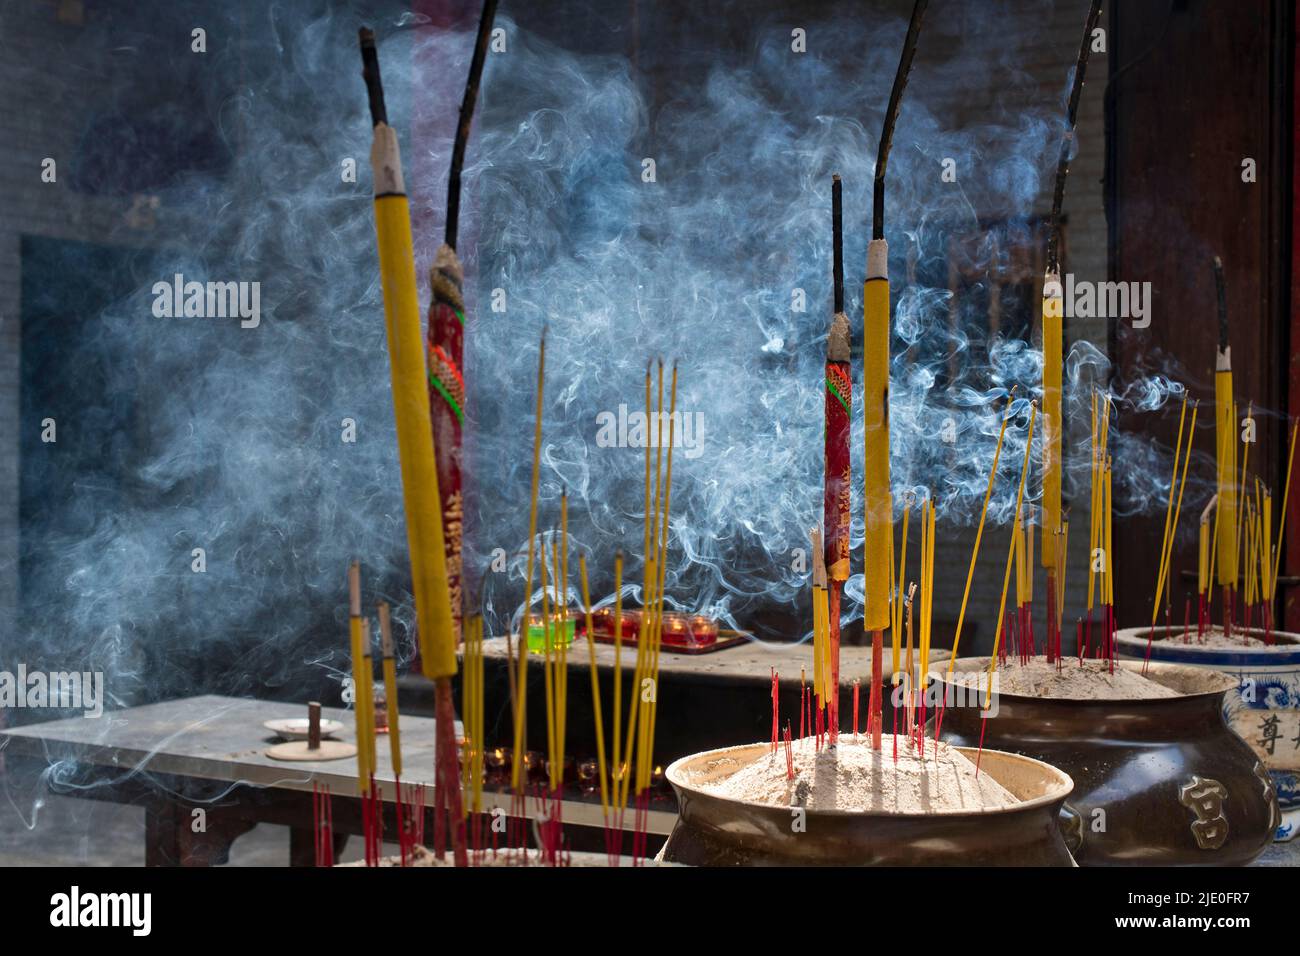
[986,403,1037,701]
[511,335,545,789]
[540,533,555,788]
[863,240,893,634]
[1151,397,1189,623]
[579,556,610,819]
[377,601,402,777]
[893,497,911,677]
[360,620,377,778]
[1042,270,1063,570]
[1272,421,1298,588]
[947,394,1012,670]
[643,363,678,792]
[1233,402,1253,588]
[348,562,369,794]
[611,552,624,801]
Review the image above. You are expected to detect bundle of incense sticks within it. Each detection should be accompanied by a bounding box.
[312,782,335,867]
[915,497,935,751]
[1145,396,1197,667]
[935,390,1012,741]
[619,361,678,864]
[460,614,486,862]
[891,494,912,696]
[346,562,383,866]
[982,402,1037,764]
[579,554,615,863]
[376,602,408,864]
[1085,389,1112,661]
[1264,422,1299,640]
[506,352,679,866]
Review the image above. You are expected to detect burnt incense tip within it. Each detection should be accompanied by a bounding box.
[359,27,387,128]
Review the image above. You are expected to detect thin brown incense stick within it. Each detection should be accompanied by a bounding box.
[511,333,545,789]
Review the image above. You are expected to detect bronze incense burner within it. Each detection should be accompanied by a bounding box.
[937,659,1279,866]
[660,742,1075,866]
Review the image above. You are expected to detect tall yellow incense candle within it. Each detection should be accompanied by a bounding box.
[1041,272,1063,567]
[863,239,893,632]
[377,602,402,777]
[368,122,458,681]
[1215,360,1236,587]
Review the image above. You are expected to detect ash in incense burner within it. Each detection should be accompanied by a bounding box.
[938,656,1279,864]
[660,739,1074,866]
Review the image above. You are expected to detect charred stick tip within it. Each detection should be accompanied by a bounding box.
[359,27,387,128]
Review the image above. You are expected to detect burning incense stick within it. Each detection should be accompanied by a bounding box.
[359,28,466,864]
[865,0,929,751]
[1042,1,1103,621]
